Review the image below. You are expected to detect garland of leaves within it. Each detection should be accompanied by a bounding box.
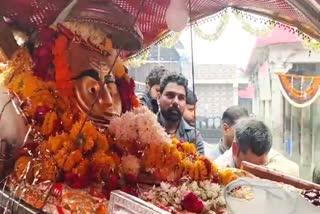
[125,7,320,67]
[231,8,274,37]
[159,32,182,48]
[125,31,182,68]
[193,12,230,41]
[231,8,320,52]
[125,49,150,68]
[301,37,320,52]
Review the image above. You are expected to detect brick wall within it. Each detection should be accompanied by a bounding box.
[181,64,240,118]
[195,84,234,118]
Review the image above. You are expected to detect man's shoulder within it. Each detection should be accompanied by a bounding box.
[180,118,195,131]
[210,145,224,160]
[214,149,234,167]
[140,93,152,108]
[267,149,300,177]
[139,93,149,103]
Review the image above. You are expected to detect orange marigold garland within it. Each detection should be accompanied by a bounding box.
[277,73,320,98]
[142,139,221,182]
[52,35,73,97]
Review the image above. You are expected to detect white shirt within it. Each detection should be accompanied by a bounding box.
[214,148,235,168]
[214,148,300,178]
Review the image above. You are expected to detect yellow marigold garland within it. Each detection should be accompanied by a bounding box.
[142,139,221,182]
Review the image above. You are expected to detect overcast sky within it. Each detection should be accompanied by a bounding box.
[179,14,257,69]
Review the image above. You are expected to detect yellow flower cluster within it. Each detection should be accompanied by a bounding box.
[6,70,75,135]
[15,121,118,184]
[143,139,219,182]
[219,168,240,185]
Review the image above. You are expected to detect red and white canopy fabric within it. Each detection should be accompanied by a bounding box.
[113,0,320,48]
[0,0,319,54]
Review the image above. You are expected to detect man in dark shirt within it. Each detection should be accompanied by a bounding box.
[157,72,204,154]
[183,89,198,127]
[140,66,168,113]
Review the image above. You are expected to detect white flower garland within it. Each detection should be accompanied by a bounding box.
[141,180,226,212]
[108,106,170,145]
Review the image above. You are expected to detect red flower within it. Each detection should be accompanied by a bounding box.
[64,172,89,189]
[32,27,56,81]
[120,185,138,197]
[116,76,136,113]
[211,172,222,184]
[52,117,64,134]
[107,173,119,190]
[33,105,51,125]
[181,192,204,213]
[88,186,105,199]
[51,182,63,197]
[102,173,119,200]
[124,173,138,185]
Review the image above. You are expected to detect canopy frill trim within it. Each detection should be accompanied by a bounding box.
[125,8,320,68]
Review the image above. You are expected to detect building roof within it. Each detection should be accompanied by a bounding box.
[245,28,300,73]
[238,82,254,98]
[255,27,299,47]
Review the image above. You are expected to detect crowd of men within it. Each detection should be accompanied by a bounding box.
[138,65,320,183]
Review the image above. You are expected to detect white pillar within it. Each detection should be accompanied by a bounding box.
[259,100,265,121]
[270,73,284,151]
[300,106,312,166]
[284,99,292,156]
[263,100,272,129]
[291,106,301,162]
[311,98,320,169]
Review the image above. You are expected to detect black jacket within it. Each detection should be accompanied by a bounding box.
[157,113,205,155]
[140,92,159,114]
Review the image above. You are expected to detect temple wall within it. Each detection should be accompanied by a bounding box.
[251,42,320,180]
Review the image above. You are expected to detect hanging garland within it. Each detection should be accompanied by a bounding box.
[276,72,320,108]
[159,32,182,48]
[231,8,274,37]
[124,49,150,68]
[125,7,320,68]
[193,12,230,41]
[125,31,182,68]
[301,37,320,52]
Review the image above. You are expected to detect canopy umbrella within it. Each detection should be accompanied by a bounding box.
[0,0,319,57]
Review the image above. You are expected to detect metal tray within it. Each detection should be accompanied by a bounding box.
[0,189,169,214]
[0,189,39,214]
[108,190,170,214]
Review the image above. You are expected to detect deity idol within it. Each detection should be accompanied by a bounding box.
[0,0,142,182]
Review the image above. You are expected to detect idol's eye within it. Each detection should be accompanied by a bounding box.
[72,69,100,81]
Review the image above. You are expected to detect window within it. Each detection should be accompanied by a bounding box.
[291,63,319,75]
